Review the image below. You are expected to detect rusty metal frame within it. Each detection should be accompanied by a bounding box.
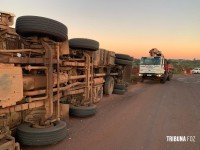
[41,40,54,120]
[56,43,60,120]
[0,11,132,149]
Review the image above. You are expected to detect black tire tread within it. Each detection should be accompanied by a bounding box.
[113,89,126,95]
[69,38,99,51]
[115,58,132,66]
[114,84,126,90]
[16,16,68,42]
[16,121,67,146]
[69,105,97,117]
[116,54,132,60]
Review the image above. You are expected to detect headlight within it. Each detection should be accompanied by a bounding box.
[139,73,143,76]
[156,74,162,77]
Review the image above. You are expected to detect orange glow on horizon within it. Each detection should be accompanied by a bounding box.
[2,0,200,60]
[70,29,200,60]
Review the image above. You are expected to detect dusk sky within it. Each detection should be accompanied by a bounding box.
[1,0,200,59]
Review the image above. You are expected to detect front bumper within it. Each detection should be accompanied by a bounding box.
[138,73,164,79]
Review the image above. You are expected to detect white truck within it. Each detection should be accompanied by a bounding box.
[139,48,174,83]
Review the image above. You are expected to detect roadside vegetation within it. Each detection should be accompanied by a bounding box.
[168,59,200,74]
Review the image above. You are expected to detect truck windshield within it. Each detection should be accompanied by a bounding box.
[140,57,161,65]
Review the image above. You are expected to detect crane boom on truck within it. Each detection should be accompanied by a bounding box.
[139,48,174,83]
[149,48,163,57]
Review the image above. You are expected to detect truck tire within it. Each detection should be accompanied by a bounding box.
[113,89,126,95]
[69,38,99,51]
[115,54,131,60]
[167,72,173,81]
[167,75,170,81]
[104,76,114,95]
[129,57,134,61]
[16,121,67,146]
[122,65,132,82]
[160,74,167,84]
[114,83,126,90]
[16,16,68,42]
[69,105,97,117]
[160,78,166,84]
[115,58,132,66]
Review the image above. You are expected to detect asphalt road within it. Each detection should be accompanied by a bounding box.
[23,74,200,150]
